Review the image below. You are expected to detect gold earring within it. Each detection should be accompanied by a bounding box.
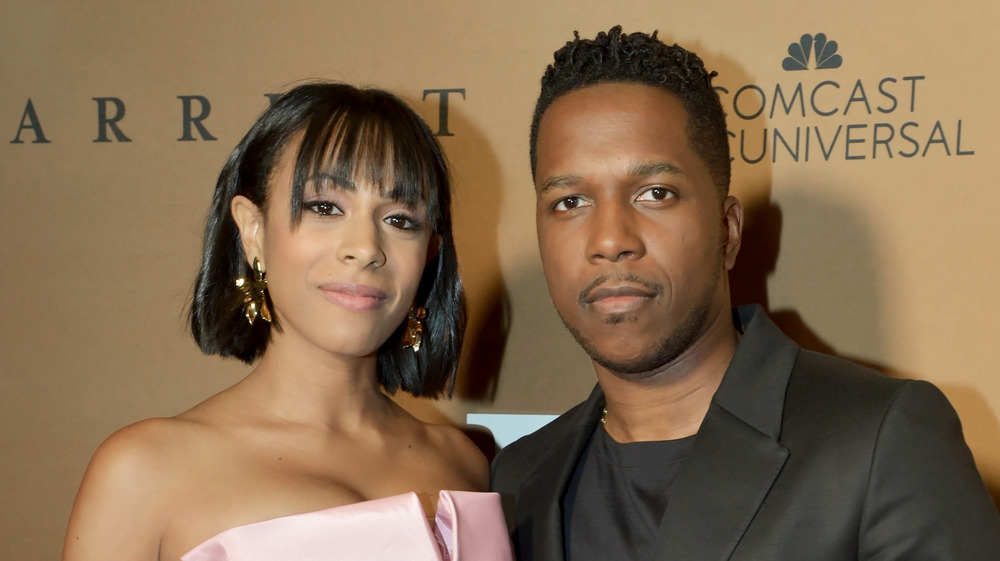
[235,257,272,325]
[402,306,427,352]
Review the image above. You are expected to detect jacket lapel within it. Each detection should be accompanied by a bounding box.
[514,387,604,561]
[652,306,799,561]
[653,405,789,561]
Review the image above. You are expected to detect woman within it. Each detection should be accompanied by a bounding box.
[63,83,512,561]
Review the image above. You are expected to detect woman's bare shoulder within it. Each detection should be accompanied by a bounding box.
[63,416,212,561]
[77,415,212,500]
[422,421,490,490]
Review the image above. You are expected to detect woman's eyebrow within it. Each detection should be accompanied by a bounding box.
[307,171,357,192]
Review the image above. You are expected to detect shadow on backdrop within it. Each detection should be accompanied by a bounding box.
[730,184,1000,510]
[421,97,511,403]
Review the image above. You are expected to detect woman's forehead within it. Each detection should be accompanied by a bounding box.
[272,115,437,210]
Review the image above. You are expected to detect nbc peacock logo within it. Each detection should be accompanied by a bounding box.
[782,33,843,71]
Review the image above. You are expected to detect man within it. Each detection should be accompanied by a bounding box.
[491,26,1000,561]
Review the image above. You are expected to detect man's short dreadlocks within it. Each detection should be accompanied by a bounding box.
[530,26,731,196]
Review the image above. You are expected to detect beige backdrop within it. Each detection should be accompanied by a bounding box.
[2,1,998,559]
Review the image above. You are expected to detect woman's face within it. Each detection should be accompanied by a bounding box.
[236,139,437,361]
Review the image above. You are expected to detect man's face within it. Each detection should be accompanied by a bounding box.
[534,82,741,377]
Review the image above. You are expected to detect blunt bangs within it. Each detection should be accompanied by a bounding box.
[287,91,447,232]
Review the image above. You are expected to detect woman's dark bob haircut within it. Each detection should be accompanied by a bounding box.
[190,82,465,397]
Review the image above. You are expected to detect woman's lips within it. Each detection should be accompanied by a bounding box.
[320,283,388,311]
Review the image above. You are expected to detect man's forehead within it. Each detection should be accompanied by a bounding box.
[544,82,688,118]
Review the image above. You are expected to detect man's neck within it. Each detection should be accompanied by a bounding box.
[595,309,740,443]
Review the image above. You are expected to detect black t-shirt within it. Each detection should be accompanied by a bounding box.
[562,424,695,561]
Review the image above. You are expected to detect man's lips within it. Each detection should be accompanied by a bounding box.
[579,274,663,305]
[582,284,658,304]
[320,282,388,311]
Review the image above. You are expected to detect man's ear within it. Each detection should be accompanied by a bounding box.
[427,233,442,264]
[231,195,265,266]
[722,195,744,271]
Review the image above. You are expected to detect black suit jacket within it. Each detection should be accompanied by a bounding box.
[491,306,1000,561]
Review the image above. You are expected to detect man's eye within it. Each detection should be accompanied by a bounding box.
[554,196,586,211]
[635,187,675,202]
[304,201,341,216]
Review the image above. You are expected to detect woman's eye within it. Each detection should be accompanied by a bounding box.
[385,214,422,230]
[304,201,341,216]
[635,187,675,202]
[553,196,587,212]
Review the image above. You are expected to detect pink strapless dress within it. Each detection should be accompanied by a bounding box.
[181,490,513,561]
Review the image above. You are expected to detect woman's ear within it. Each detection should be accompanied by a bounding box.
[231,195,265,265]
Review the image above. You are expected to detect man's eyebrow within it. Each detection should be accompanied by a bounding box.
[537,174,580,194]
[538,162,683,193]
[629,161,683,177]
